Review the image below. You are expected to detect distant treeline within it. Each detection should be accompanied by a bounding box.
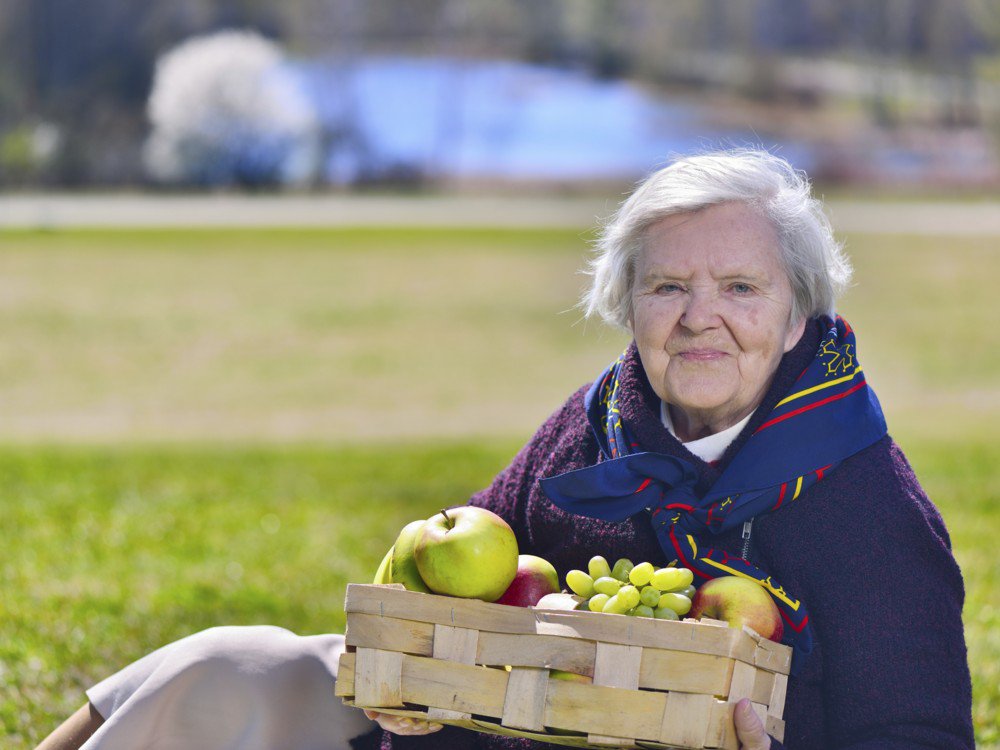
[0,0,997,187]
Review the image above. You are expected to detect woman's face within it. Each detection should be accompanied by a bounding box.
[630,201,805,439]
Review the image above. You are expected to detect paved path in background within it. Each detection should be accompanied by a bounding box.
[2,193,1000,234]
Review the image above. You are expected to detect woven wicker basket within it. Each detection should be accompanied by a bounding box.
[335,583,790,749]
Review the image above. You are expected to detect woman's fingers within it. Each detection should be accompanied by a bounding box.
[363,709,443,735]
[733,698,771,750]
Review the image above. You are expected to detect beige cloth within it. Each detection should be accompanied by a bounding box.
[84,626,375,750]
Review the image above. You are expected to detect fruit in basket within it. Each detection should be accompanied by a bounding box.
[650,566,694,592]
[657,592,693,616]
[611,558,635,582]
[550,669,592,684]
[534,592,586,610]
[372,545,394,584]
[495,555,560,607]
[689,576,784,642]
[593,576,623,596]
[618,585,641,610]
[653,605,680,620]
[565,569,595,598]
[414,507,518,601]
[389,520,433,593]
[601,593,631,614]
[568,554,698,618]
[588,593,609,612]
[639,586,661,608]
[628,561,655,586]
[588,555,612,580]
[631,604,655,618]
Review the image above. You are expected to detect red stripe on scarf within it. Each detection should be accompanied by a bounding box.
[772,482,788,511]
[633,478,652,494]
[755,380,868,434]
[780,609,810,633]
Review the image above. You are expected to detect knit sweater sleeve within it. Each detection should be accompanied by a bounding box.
[466,383,592,544]
[755,436,974,749]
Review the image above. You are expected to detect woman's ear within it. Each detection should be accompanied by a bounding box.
[784,316,807,353]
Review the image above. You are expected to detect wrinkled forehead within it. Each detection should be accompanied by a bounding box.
[636,202,785,278]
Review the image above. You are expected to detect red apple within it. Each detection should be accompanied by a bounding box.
[689,576,784,643]
[414,506,518,601]
[494,555,560,607]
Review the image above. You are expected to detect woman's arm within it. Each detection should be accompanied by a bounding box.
[757,437,974,749]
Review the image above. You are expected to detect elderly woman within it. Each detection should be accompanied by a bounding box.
[372,149,973,749]
[38,150,973,750]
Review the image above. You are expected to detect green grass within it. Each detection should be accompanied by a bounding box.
[1,441,520,747]
[1,225,997,746]
[0,227,996,443]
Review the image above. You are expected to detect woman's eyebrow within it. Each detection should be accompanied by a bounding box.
[638,270,689,285]
[714,271,769,284]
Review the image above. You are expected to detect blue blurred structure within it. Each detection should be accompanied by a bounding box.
[298,56,813,185]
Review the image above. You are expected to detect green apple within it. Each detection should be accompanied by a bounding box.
[372,545,394,584]
[414,506,518,601]
[689,576,784,642]
[390,520,432,593]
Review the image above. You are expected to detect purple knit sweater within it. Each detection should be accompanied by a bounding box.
[378,320,973,750]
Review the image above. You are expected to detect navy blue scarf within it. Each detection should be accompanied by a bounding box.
[541,316,886,672]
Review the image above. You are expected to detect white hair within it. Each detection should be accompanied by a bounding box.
[583,149,852,330]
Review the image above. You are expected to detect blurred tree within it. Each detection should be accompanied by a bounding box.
[144,30,320,186]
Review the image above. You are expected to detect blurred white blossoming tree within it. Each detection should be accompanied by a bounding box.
[144,30,320,187]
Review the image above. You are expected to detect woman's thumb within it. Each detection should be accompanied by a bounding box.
[733,698,771,750]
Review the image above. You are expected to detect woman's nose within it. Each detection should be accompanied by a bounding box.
[679,289,722,332]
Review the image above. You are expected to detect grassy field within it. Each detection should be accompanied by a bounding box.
[1,226,997,746]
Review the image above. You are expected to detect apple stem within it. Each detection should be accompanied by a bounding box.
[440,508,452,527]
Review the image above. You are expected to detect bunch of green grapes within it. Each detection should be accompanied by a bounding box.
[565,556,696,619]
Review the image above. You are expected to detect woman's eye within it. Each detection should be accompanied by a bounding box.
[731,283,754,295]
[655,283,683,294]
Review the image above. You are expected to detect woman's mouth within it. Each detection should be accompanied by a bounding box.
[677,349,728,361]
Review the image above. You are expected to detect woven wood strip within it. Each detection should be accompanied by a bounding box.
[658,692,715,748]
[587,642,643,746]
[354,648,404,708]
[345,612,434,655]
[501,667,550,732]
[427,625,479,721]
[345,585,763,665]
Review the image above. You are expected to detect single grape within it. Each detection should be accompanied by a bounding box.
[566,570,596,598]
[650,567,694,592]
[657,592,693,616]
[593,576,623,596]
[588,555,612,580]
[589,593,610,612]
[640,586,662,607]
[611,558,635,582]
[628,561,655,586]
[633,604,655,618]
[653,606,680,620]
[678,584,697,599]
[618,584,641,610]
[602,593,631,615]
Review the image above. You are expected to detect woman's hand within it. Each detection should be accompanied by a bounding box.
[363,709,443,736]
[734,698,771,749]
